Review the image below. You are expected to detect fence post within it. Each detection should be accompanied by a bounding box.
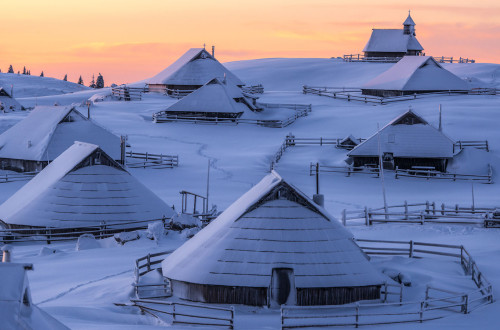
[404,200,408,220]
[172,303,176,322]
[231,306,235,330]
[409,240,414,258]
[46,229,51,245]
[425,201,430,215]
[420,301,424,323]
[420,212,425,225]
[355,303,359,328]
[383,282,388,302]
[432,202,436,216]
[365,207,369,226]
[342,209,347,226]
[399,283,403,304]
[462,295,469,314]
[147,253,151,272]
[455,204,459,214]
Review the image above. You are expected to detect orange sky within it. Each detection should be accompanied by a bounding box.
[1,0,499,85]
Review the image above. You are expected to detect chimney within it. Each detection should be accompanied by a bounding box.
[312,162,325,207]
[212,45,215,57]
[2,245,12,262]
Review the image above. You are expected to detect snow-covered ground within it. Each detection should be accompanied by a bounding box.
[3,58,500,329]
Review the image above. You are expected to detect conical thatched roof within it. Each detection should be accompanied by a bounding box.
[162,171,385,289]
[0,105,121,162]
[147,48,243,87]
[362,56,469,92]
[0,142,174,228]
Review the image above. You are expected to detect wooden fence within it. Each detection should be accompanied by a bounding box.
[341,201,500,227]
[303,86,499,105]
[453,140,489,152]
[281,239,492,329]
[310,163,493,184]
[134,250,173,299]
[241,84,264,94]
[342,54,475,64]
[111,85,146,101]
[153,103,311,128]
[0,171,37,184]
[131,299,234,329]
[125,151,179,169]
[0,217,172,244]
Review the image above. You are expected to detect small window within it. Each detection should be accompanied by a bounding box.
[388,134,395,143]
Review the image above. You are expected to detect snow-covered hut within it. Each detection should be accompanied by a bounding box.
[0,86,24,112]
[0,142,175,229]
[0,105,121,172]
[363,12,423,58]
[337,135,360,150]
[0,263,69,329]
[361,56,469,97]
[347,110,455,171]
[159,77,261,119]
[161,171,386,306]
[147,48,244,95]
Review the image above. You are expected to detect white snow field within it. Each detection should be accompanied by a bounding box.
[2,58,500,329]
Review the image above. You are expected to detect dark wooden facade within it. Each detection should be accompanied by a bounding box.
[0,158,47,173]
[361,89,454,97]
[353,156,448,172]
[170,279,381,307]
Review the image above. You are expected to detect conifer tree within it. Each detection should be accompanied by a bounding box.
[40,71,44,77]
[8,65,14,73]
[89,74,96,88]
[77,75,84,85]
[22,66,26,75]
[95,73,104,89]
[63,74,67,81]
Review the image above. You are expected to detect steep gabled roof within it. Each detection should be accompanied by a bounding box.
[147,48,243,86]
[164,78,256,114]
[403,13,416,26]
[162,171,385,288]
[362,56,470,91]
[348,110,455,158]
[0,105,121,161]
[363,29,423,53]
[0,142,174,228]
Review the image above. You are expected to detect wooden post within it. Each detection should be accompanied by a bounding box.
[409,240,414,258]
[404,200,408,220]
[420,212,425,225]
[462,295,468,314]
[365,207,369,226]
[147,253,151,272]
[400,283,403,304]
[172,303,176,322]
[432,202,436,216]
[355,303,359,328]
[420,301,424,323]
[342,209,347,226]
[455,204,459,214]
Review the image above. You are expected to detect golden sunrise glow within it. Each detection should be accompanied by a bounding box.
[2,0,499,84]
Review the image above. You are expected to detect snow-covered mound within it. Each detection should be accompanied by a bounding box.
[0,73,90,98]
[225,58,500,91]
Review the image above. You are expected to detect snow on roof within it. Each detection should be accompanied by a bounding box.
[162,171,385,288]
[403,13,416,26]
[0,87,23,111]
[164,78,254,114]
[363,29,423,53]
[0,105,121,161]
[147,48,243,86]
[348,110,455,159]
[0,263,69,329]
[0,142,174,228]
[362,56,470,91]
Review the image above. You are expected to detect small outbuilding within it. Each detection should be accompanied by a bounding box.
[161,171,386,307]
[0,262,69,329]
[363,12,423,58]
[361,56,470,97]
[0,87,24,112]
[0,105,121,172]
[347,110,455,172]
[0,142,175,229]
[147,48,244,95]
[157,77,261,120]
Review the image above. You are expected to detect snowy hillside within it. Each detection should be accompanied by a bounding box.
[2,58,500,329]
[0,72,90,98]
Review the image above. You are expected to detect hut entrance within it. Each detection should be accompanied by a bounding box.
[382,152,395,170]
[271,268,295,306]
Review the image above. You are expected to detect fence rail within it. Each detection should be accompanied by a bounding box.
[281,239,492,329]
[241,84,264,94]
[131,299,234,329]
[111,85,146,101]
[310,163,493,184]
[0,217,172,244]
[303,86,499,105]
[342,54,475,64]
[341,201,500,227]
[126,151,179,169]
[0,171,37,184]
[153,103,311,128]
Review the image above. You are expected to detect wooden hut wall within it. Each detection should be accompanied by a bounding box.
[353,156,448,172]
[164,111,242,119]
[363,52,406,58]
[170,280,268,306]
[0,158,48,173]
[296,285,381,306]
